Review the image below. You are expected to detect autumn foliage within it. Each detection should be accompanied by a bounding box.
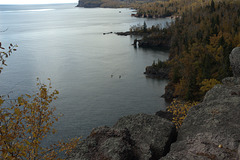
[167,100,199,129]
[142,0,240,101]
[0,42,17,73]
[0,44,80,159]
[167,0,240,100]
[200,79,221,94]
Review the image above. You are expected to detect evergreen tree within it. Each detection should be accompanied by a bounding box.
[211,0,215,12]
[143,21,147,32]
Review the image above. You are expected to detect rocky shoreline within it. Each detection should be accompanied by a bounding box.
[144,66,169,79]
[115,31,171,49]
[67,47,240,159]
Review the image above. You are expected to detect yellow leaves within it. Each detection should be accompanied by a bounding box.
[0,98,4,105]
[0,42,18,73]
[18,97,23,104]
[14,107,20,115]
[215,46,224,62]
[200,79,221,93]
[0,79,80,159]
[54,90,59,95]
[40,87,47,99]
[25,140,30,146]
[27,128,32,133]
[25,94,31,98]
[58,137,81,155]
[206,33,226,63]
[233,32,240,47]
[167,100,199,129]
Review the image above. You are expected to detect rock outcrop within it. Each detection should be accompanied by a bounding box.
[113,114,177,160]
[67,114,177,160]
[162,78,240,160]
[144,66,169,79]
[161,82,176,101]
[67,126,135,160]
[161,47,240,160]
[229,47,240,77]
[155,110,173,121]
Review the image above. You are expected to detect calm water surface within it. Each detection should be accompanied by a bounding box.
[0,4,172,144]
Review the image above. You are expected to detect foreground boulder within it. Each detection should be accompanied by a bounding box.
[67,126,135,160]
[161,78,240,160]
[67,114,176,160]
[114,114,177,160]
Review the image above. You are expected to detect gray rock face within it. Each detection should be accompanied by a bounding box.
[113,114,177,160]
[229,47,240,77]
[162,77,240,160]
[237,144,240,160]
[67,126,135,160]
[67,114,177,160]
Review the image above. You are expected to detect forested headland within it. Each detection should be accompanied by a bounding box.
[141,0,240,101]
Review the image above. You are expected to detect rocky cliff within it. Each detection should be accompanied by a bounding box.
[161,47,240,160]
[162,76,240,159]
[67,47,240,159]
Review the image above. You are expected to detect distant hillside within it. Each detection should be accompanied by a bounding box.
[76,0,167,8]
[76,0,131,8]
[76,0,238,18]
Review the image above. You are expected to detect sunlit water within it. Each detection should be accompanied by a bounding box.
[0,4,172,145]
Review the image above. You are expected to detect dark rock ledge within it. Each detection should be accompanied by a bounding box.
[67,47,240,160]
[144,66,170,79]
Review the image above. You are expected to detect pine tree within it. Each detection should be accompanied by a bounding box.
[210,0,215,12]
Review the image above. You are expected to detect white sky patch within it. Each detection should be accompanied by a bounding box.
[0,0,77,4]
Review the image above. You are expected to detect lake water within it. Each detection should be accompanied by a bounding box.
[0,4,171,144]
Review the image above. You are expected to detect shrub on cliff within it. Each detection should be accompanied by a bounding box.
[167,100,199,129]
